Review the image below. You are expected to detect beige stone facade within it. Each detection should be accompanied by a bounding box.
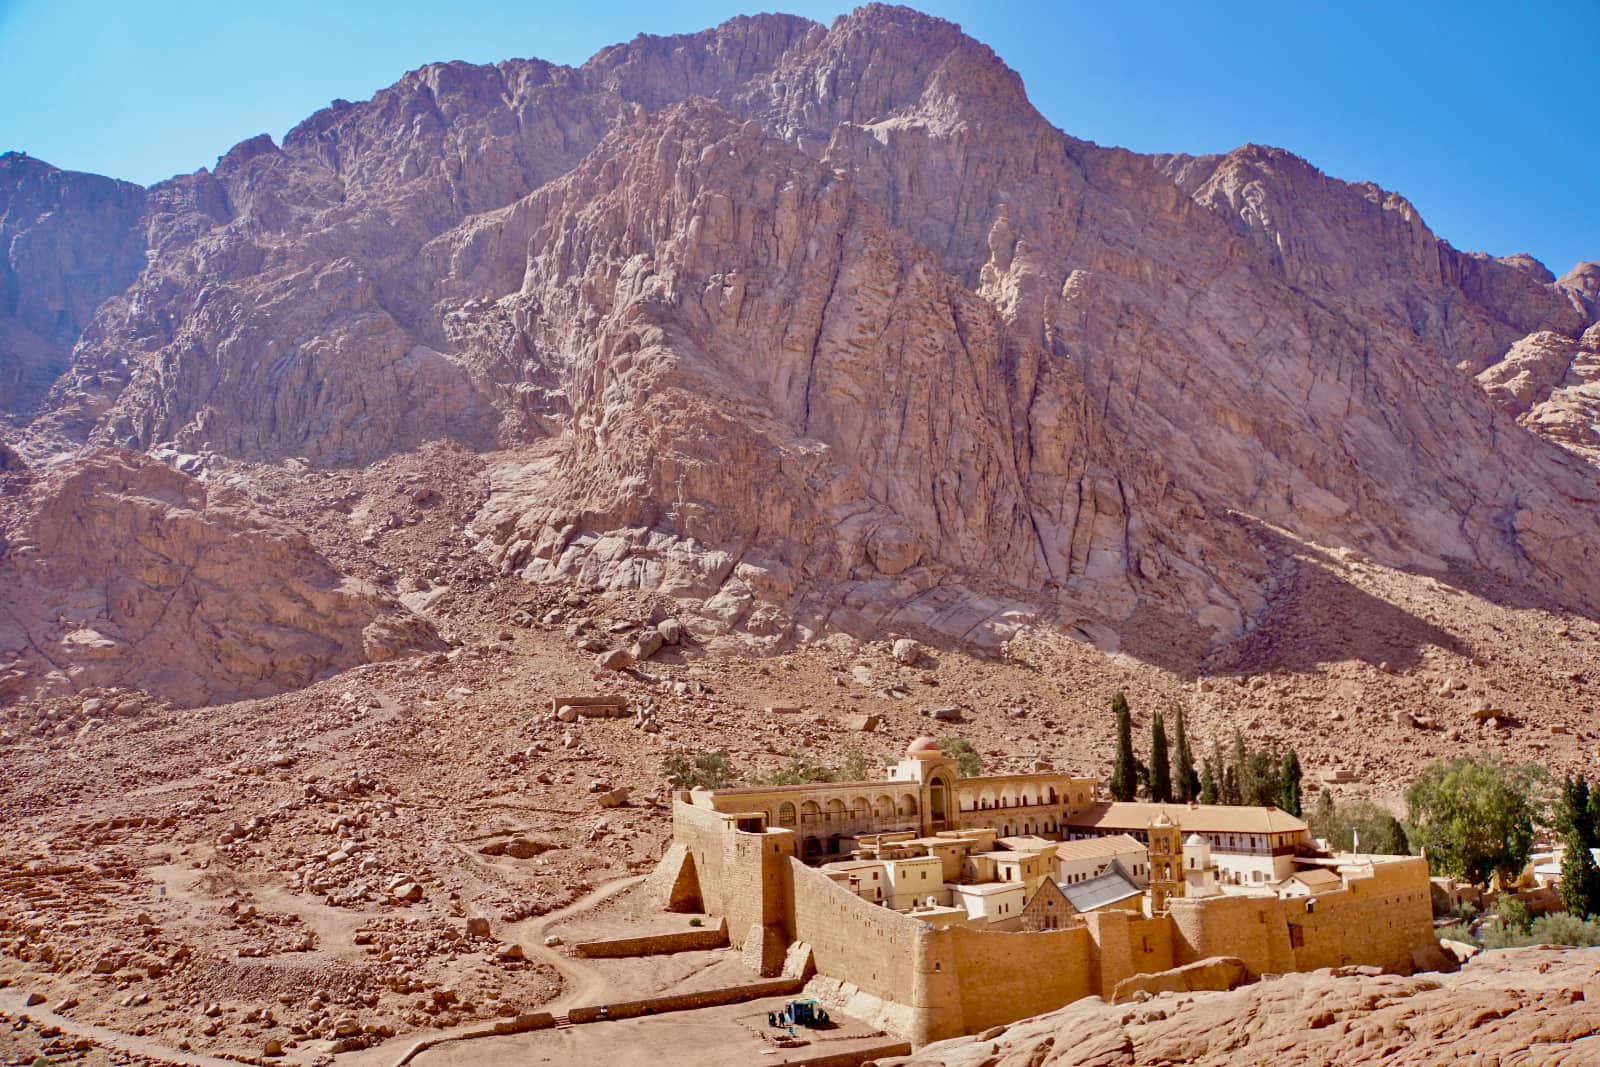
[688,737,1097,860]
[655,739,1442,1045]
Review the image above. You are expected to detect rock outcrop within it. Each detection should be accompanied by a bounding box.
[0,451,443,705]
[9,4,1600,656]
[891,948,1600,1066]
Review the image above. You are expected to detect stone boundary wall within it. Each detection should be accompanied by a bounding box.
[1169,858,1437,977]
[574,919,730,957]
[392,1013,554,1065]
[564,977,803,1023]
[788,858,922,1012]
[788,1043,916,1066]
[1276,858,1437,972]
[938,924,1096,1040]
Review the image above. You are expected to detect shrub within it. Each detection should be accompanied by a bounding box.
[937,735,982,778]
[662,751,738,790]
[764,757,836,786]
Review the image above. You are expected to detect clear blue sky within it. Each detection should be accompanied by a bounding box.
[2,1,1595,273]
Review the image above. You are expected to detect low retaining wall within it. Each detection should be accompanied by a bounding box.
[392,1013,554,1065]
[574,919,729,957]
[787,1043,914,1067]
[565,977,804,1023]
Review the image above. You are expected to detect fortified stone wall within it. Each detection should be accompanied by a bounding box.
[1281,858,1437,972]
[668,797,795,949]
[788,858,922,1011]
[940,925,1094,1039]
[1168,893,1296,977]
[1169,859,1436,977]
[671,799,734,917]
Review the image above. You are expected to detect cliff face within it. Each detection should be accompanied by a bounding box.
[0,153,147,414]
[8,4,1600,663]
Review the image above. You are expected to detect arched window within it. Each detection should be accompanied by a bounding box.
[800,800,821,824]
[899,794,919,816]
[777,802,797,827]
[874,795,895,819]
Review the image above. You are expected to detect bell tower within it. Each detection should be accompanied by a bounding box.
[1146,812,1184,912]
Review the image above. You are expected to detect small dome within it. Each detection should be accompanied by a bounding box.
[1184,833,1207,847]
[1151,812,1173,827]
[906,736,944,759]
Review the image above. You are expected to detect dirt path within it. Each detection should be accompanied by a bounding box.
[0,988,249,1067]
[506,872,647,1013]
[338,872,648,1067]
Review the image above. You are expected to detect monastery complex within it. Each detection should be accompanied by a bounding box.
[646,737,1443,1044]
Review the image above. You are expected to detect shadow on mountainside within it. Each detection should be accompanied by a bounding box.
[1191,521,1470,679]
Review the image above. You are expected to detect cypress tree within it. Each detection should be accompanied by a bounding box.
[1560,831,1600,919]
[1148,711,1172,803]
[1110,691,1138,802]
[1222,761,1241,807]
[1560,775,1596,848]
[1279,749,1304,816]
[1199,759,1219,804]
[1172,707,1199,803]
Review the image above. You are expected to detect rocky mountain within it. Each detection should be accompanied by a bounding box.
[0,449,442,705]
[4,4,1599,688]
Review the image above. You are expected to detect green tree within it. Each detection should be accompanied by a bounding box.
[1405,758,1541,887]
[764,757,836,785]
[1147,711,1172,803]
[1560,833,1600,919]
[938,735,983,778]
[1199,759,1219,804]
[839,748,872,783]
[1311,795,1410,855]
[1279,749,1304,816]
[1221,761,1241,807]
[1557,775,1597,848]
[1109,691,1138,802]
[1558,774,1600,919]
[1311,789,1336,835]
[662,750,737,790]
[1172,707,1199,803]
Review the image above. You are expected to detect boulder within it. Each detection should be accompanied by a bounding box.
[892,638,925,665]
[1112,956,1248,1003]
[595,648,633,671]
[630,629,664,661]
[596,787,631,808]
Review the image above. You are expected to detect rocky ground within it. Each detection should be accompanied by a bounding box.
[2,444,1598,1063]
[890,947,1600,1066]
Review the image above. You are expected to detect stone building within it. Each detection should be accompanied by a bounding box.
[685,737,1098,859]
[1064,800,1311,884]
[1054,834,1148,887]
[651,738,1444,1046]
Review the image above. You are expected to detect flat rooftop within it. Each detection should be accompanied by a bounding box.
[1065,802,1309,835]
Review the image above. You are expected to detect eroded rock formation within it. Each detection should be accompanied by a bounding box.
[6,4,1599,662]
[0,451,442,705]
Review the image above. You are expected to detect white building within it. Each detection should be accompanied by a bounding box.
[1182,833,1221,897]
[949,881,1026,928]
[1054,833,1149,887]
[1064,802,1310,885]
[882,855,946,909]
